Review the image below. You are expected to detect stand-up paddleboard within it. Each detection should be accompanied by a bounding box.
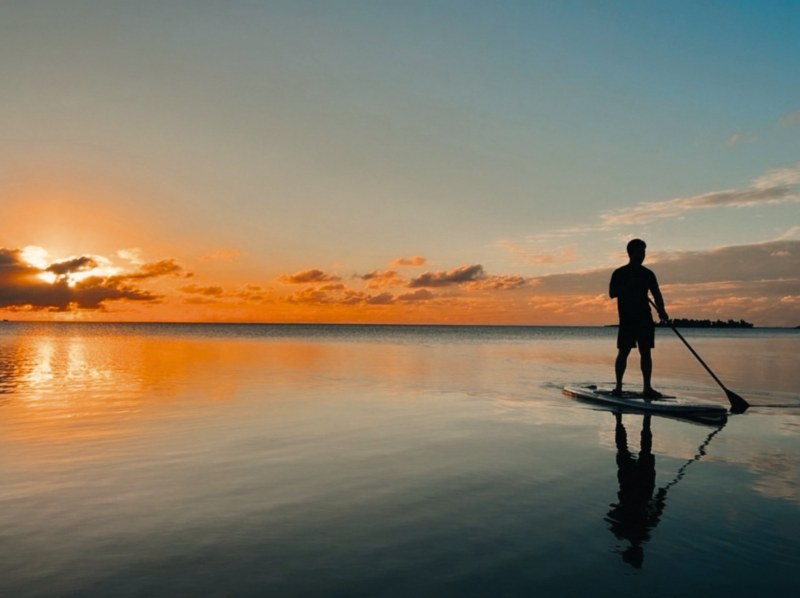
[563,385,728,424]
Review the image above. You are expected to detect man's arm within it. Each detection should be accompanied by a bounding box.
[649,275,668,321]
[609,269,620,299]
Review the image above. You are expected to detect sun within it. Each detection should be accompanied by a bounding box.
[21,245,122,287]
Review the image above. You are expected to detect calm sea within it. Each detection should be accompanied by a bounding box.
[1,322,798,596]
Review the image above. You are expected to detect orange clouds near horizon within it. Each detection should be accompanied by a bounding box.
[1,241,799,326]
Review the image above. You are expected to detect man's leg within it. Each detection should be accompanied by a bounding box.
[614,346,632,393]
[639,346,653,392]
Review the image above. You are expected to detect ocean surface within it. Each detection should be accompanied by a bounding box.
[1,322,798,596]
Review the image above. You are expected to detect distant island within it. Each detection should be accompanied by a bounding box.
[657,318,754,329]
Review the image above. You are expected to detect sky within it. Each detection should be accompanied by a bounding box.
[1,0,798,325]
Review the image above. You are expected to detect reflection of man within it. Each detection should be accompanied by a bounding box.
[609,239,668,398]
[605,414,666,568]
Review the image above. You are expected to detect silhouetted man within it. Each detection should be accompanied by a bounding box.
[609,239,668,398]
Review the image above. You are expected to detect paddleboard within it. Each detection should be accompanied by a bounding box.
[563,385,728,423]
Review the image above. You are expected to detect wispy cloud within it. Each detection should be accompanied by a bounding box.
[391,256,427,267]
[501,163,800,259]
[779,109,800,127]
[726,131,759,147]
[601,163,800,226]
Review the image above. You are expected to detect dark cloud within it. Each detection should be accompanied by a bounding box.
[532,241,800,296]
[366,292,395,305]
[397,289,435,302]
[127,259,185,279]
[650,241,799,286]
[279,269,341,284]
[0,247,184,312]
[409,264,485,288]
[46,256,98,277]
[527,240,800,325]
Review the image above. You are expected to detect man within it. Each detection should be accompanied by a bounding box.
[609,239,668,398]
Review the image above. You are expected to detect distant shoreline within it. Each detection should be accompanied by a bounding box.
[656,318,754,329]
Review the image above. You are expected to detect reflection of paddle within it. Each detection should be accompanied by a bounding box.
[660,422,726,494]
[650,299,749,414]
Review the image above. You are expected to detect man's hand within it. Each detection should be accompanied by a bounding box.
[658,310,669,323]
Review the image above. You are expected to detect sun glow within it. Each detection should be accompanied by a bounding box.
[22,245,122,287]
[21,245,50,270]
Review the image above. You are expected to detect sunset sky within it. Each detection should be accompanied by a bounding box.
[1,1,798,325]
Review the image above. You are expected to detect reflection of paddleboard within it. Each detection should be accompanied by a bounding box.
[563,385,728,424]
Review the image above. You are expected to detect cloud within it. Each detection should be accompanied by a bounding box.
[179,284,225,297]
[602,164,800,226]
[46,256,99,277]
[779,110,800,127]
[532,240,800,295]
[129,259,186,279]
[602,186,798,226]
[754,163,800,188]
[178,282,272,305]
[727,132,758,147]
[284,286,392,307]
[358,270,405,289]
[504,164,800,256]
[117,248,144,266]
[279,268,341,284]
[285,287,335,304]
[366,292,395,305]
[466,275,529,291]
[409,264,485,288]
[0,248,186,312]
[391,256,427,267]
[524,240,800,325]
[397,289,436,302]
[649,240,799,286]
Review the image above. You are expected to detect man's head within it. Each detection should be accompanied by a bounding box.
[626,239,646,265]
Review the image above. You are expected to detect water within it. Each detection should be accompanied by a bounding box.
[1,323,798,596]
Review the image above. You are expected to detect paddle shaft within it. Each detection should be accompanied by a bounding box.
[661,316,727,388]
[648,298,748,412]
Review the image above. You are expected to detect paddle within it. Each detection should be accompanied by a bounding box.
[649,299,749,413]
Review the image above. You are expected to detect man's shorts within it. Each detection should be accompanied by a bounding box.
[617,318,655,349]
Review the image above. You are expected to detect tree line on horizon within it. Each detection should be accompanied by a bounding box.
[657,318,754,329]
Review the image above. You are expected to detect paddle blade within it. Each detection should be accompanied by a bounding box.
[726,389,749,414]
